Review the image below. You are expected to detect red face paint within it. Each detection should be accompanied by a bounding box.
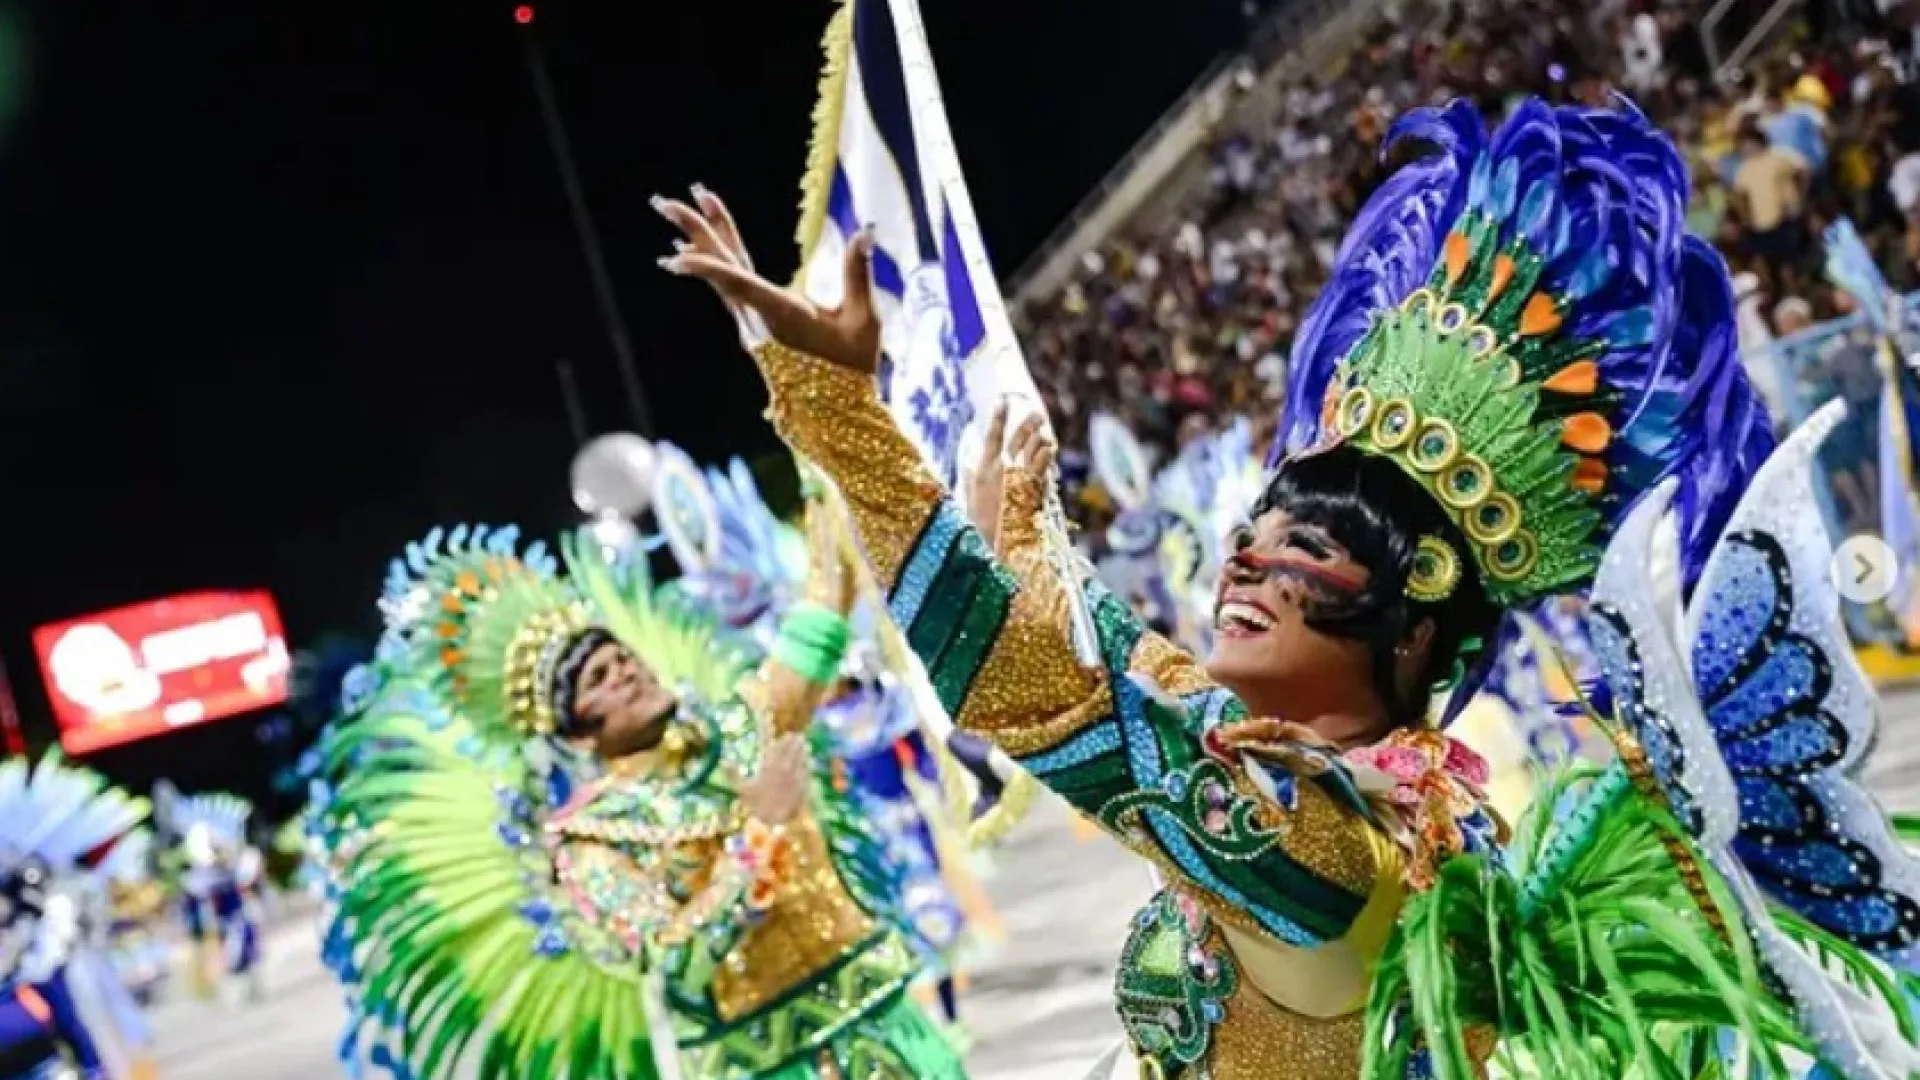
[1225,550,1366,597]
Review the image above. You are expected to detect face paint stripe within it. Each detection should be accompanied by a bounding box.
[1226,551,1366,595]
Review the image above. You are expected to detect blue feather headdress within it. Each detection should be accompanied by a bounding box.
[0,754,150,874]
[654,448,806,640]
[158,790,253,851]
[1280,97,1773,608]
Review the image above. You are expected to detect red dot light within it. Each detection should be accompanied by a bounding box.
[513,5,535,24]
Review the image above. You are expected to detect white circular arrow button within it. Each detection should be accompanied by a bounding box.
[1833,535,1898,605]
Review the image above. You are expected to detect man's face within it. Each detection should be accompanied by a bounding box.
[570,641,677,759]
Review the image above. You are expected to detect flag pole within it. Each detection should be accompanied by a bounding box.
[554,357,591,448]
[516,11,653,437]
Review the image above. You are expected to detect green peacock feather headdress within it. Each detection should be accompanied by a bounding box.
[559,528,758,707]
[380,525,590,738]
[379,524,753,741]
[1282,98,1775,609]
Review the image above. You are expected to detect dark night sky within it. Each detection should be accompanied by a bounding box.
[0,0,1247,793]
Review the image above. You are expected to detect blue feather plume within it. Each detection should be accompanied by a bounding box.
[1279,95,1774,600]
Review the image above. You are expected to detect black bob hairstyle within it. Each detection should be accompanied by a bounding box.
[1249,445,1501,727]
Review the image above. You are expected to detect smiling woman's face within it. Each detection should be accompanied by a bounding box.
[1204,508,1380,723]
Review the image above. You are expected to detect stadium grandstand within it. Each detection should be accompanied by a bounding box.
[1010,0,1920,544]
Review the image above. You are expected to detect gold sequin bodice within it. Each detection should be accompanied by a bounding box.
[710,808,877,1022]
[548,707,883,1027]
[1208,962,1367,1080]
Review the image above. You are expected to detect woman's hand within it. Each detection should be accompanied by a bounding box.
[654,185,881,375]
[739,734,811,825]
[964,401,1012,553]
[999,410,1057,551]
[964,400,1056,559]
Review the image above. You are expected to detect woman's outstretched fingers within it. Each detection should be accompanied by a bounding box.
[1009,412,1057,482]
[660,250,785,314]
[967,399,1015,549]
[658,192,880,373]
[1009,413,1048,464]
[652,196,733,263]
[1030,440,1057,478]
[981,399,1011,461]
[691,185,752,270]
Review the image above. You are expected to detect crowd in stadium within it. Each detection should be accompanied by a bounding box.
[1017,0,1920,532]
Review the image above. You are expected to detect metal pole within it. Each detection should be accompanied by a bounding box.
[554,357,591,448]
[518,25,653,436]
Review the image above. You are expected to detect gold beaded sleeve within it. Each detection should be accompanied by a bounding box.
[739,493,858,737]
[752,342,1395,954]
[755,343,1103,749]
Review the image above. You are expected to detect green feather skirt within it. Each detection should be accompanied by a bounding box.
[740,992,968,1080]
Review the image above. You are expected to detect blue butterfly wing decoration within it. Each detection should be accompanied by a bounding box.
[1588,479,1737,849]
[1683,402,1920,969]
[1590,403,1920,1079]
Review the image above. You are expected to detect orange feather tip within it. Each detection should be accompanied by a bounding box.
[1542,360,1599,395]
[1520,292,1563,337]
[1443,232,1470,289]
[1571,457,1608,494]
[1561,413,1612,453]
[1488,253,1515,301]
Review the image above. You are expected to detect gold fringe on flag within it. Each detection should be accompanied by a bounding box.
[793,0,855,268]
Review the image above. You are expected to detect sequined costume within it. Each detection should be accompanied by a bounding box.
[816,639,967,975]
[653,443,1015,1023]
[730,76,1920,1077]
[156,792,264,1001]
[0,754,160,1080]
[313,506,967,1080]
[79,830,168,1010]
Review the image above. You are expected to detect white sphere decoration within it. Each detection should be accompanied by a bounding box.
[571,433,656,518]
[589,513,641,559]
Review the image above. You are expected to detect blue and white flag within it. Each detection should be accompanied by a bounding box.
[793,0,1040,490]
[792,0,1100,682]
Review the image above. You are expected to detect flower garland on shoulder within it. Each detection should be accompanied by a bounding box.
[1343,729,1507,890]
[1204,718,1506,892]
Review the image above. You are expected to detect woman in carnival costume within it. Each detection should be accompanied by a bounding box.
[304,573,607,1080]
[654,441,1021,1024]
[156,790,265,1004]
[659,93,1920,1078]
[313,493,969,1080]
[0,754,160,1080]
